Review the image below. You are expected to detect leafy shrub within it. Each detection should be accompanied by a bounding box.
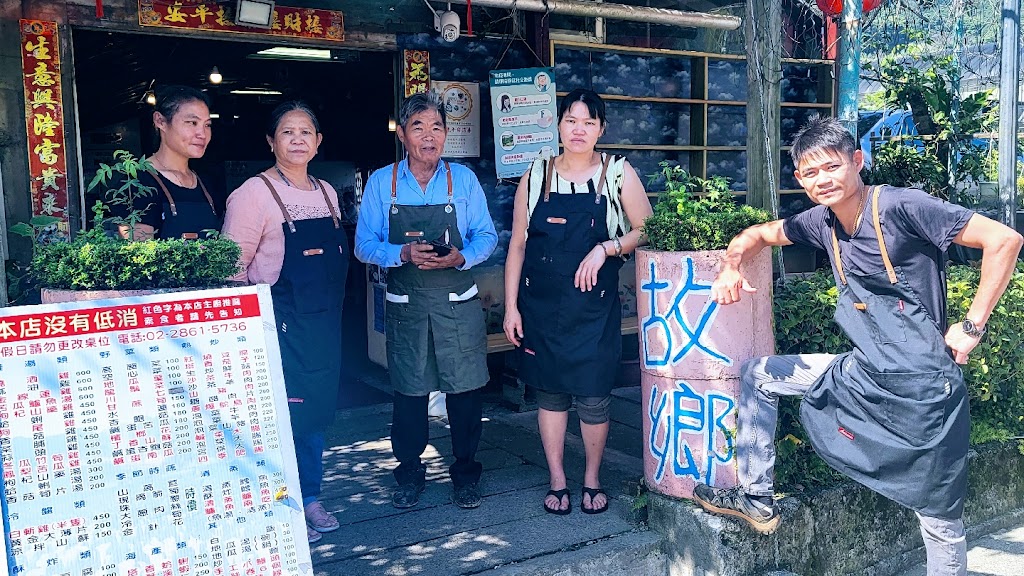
[642,162,772,252]
[29,233,240,291]
[771,263,1024,490]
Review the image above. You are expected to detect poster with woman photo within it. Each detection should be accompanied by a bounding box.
[488,67,558,179]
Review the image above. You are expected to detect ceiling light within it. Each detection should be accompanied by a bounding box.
[230,88,283,96]
[210,113,221,119]
[250,47,333,61]
[209,66,223,84]
[388,118,397,132]
[146,91,157,105]
[235,0,274,28]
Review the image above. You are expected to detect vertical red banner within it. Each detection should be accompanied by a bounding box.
[20,19,71,242]
[403,49,431,97]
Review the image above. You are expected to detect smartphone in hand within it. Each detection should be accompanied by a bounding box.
[429,228,452,257]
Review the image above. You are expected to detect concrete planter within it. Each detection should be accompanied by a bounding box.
[636,248,775,499]
[41,287,217,304]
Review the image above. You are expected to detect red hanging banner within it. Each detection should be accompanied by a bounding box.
[139,1,344,41]
[403,50,431,97]
[20,19,71,242]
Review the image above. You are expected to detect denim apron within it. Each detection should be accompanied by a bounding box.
[518,154,623,397]
[258,174,349,434]
[148,170,221,239]
[800,186,970,519]
[384,162,488,396]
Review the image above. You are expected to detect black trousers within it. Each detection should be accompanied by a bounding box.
[392,388,483,488]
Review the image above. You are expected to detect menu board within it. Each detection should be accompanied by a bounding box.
[0,286,312,576]
[489,67,559,179]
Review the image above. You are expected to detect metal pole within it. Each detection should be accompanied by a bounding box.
[998,0,1020,229]
[836,0,863,137]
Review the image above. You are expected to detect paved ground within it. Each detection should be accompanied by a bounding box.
[308,383,648,576]
[898,525,1024,576]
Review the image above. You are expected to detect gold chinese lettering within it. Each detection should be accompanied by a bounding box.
[164,4,188,23]
[28,89,58,111]
[33,139,60,166]
[215,8,231,27]
[27,63,56,87]
[32,113,59,137]
[408,63,428,82]
[192,4,212,24]
[283,12,302,32]
[36,167,62,191]
[24,36,50,60]
[270,10,281,30]
[19,319,42,339]
[40,193,61,216]
[44,315,67,336]
[305,15,322,35]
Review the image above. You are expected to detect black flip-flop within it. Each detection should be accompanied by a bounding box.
[543,488,572,515]
[581,487,609,514]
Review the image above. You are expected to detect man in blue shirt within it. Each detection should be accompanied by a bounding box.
[355,91,498,510]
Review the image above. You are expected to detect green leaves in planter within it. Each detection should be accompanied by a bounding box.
[30,236,240,291]
[642,161,771,252]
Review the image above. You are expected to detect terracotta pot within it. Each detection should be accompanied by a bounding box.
[636,248,775,499]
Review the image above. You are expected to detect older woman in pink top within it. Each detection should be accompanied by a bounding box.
[222,101,348,545]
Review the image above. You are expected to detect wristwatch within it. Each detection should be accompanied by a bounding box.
[961,318,986,338]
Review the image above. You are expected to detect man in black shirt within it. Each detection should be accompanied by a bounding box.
[692,117,1022,575]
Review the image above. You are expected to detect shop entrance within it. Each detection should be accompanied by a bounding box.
[70,29,397,406]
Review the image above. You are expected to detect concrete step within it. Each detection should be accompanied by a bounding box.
[483,529,666,576]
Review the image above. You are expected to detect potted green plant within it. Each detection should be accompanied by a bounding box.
[635,161,773,500]
[9,150,240,304]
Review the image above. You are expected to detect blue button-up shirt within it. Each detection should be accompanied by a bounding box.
[355,159,497,270]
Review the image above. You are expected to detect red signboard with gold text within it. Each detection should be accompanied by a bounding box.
[403,50,431,97]
[20,19,71,241]
[139,1,344,41]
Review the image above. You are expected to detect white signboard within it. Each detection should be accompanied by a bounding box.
[434,81,480,158]
[0,286,312,576]
[489,67,558,179]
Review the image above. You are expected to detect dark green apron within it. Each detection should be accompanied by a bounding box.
[148,170,221,239]
[259,174,349,434]
[800,186,969,519]
[384,161,488,396]
[518,154,623,396]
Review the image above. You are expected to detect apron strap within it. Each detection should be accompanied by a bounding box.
[390,163,399,212]
[830,185,896,286]
[196,176,217,216]
[313,178,341,229]
[871,186,898,284]
[830,227,849,286]
[444,160,453,207]
[148,170,178,217]
[544,156,556,202]
[258,173,297,233]
[593,153,611,204]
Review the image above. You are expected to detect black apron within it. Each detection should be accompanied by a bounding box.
[518,154,623,397]
[149,170,221,239]
[258,174,349,434]
[384,161,488,396]
[800,186,970,519]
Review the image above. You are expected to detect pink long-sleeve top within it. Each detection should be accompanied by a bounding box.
[222,174,341,286]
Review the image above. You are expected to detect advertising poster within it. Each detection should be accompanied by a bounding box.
[0,286,312,576]
[433,81,480,158]
[489,67,558,179]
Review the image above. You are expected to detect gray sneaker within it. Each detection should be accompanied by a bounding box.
[692,484,779,535]
[392,482,425,509]
[452,483,482,509]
